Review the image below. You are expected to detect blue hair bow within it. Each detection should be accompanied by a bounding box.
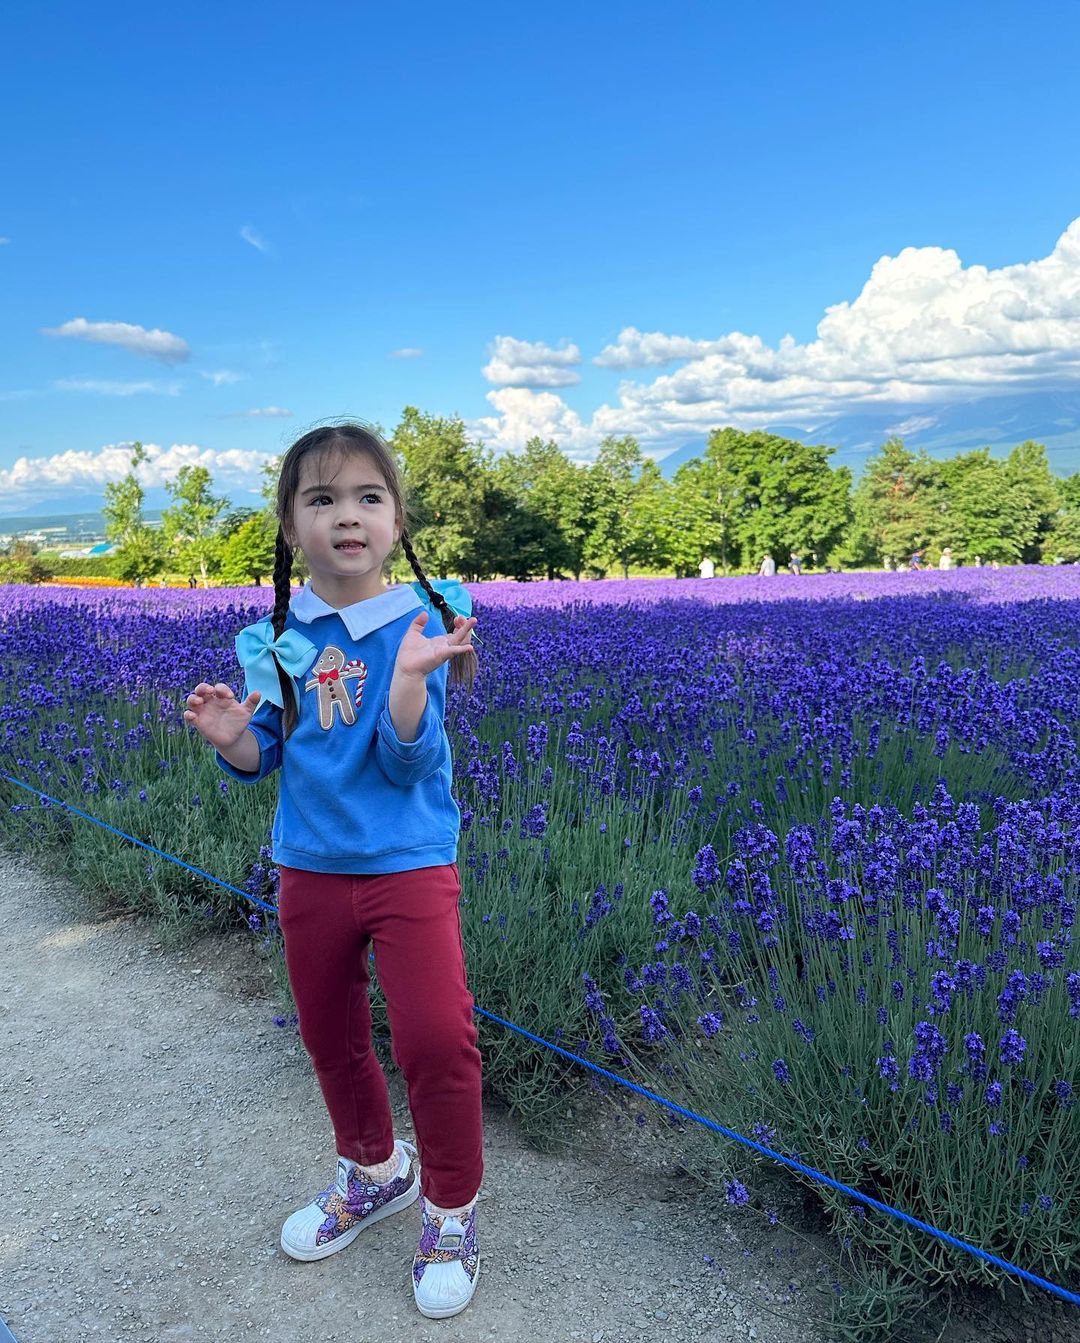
[235,620,319,710]
[408,579,481,645]
[409,577,472,617]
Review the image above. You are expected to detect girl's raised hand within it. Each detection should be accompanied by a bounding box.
[394,611,478,680]
[183,682,263,750]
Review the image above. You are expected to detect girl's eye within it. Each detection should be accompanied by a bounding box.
[309,493,382,505]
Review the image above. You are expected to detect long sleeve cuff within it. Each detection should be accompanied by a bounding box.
[375,693,446,786]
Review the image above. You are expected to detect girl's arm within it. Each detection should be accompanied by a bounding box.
[216,728,262,774]
[387,668,427,743]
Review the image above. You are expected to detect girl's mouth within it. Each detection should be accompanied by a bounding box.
[334,542,366,552]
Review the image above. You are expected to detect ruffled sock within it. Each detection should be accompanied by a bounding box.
[354,1146,402,1185]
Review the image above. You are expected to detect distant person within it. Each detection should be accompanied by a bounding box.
[883,556,894,571]
[938,547,954,570]
[183,423,483,1319]
[758,553,776,577]
[991,559,1001,569]
[910,549,925,571]
[698,555,716,579]
[973,555,982,568]
[788,551,802,575]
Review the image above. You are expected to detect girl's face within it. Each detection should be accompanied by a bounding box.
[286,448,402,607]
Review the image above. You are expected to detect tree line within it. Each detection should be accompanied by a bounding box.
[6,407,1080,586]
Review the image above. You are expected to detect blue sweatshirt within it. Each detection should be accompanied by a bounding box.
[215,579,470,875]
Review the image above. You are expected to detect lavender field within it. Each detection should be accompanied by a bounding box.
[2,567,1079,1337]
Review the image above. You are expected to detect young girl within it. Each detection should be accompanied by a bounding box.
[183,423,484,1319]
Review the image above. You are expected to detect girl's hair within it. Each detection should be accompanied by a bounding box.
[268,421,477,737]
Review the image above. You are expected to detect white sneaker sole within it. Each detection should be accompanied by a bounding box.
[280,1177,420,1262]
[413,1256,481,1319]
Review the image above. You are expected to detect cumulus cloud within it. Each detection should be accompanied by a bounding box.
[389,347,424,359]
[0,441,277,513]
[478,216,1080,455]
[482,335,582,388]
[594,328,734,369]
[240,225,272,254]
[43,318,190,364]
[469,388,595,461]
[200,369,244,386]
[56,377,182,396]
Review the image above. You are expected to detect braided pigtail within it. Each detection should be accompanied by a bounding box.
[399,532,477,694]
[271,526,300,739]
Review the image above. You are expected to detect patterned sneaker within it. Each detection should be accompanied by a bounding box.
[280,1139,419,1261]
[412,1194,481,1318]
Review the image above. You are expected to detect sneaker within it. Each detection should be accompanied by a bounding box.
[280,1139,419,1261]
[412,1194,481,1318]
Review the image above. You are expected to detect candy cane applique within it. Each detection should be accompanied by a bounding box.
[304,645,368,731]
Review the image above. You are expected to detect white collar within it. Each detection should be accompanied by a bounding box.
[289,580,424,640]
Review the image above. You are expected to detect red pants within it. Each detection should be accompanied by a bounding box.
[277,862,483,1209]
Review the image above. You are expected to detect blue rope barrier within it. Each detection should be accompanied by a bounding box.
[3,769,1078,1309]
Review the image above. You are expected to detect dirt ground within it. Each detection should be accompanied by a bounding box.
[2,851,1077,1343]
[0,851,831,1343]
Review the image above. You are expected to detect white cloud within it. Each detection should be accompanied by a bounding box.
[478,216,1080,456]
[56,377,182,397]
[240,225,272,254]
[0,236,9,245]
[200,369,244,386]
[469,388,595,461]
[43,318,190,363]
[228,406,292,418]
[594,327,733,369]
[0,441,277,513]
[482,335,582,388]
[389,347,424,359]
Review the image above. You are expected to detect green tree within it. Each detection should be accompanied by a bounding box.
[655,457,724,576]
[390,406,489,579]
[218,511,278,586]
[490,436,588,579]
[938,449,1023,563]
[102,441,165,587]
[846,438,945,567]
[584,436,659,579]
[160,464,230,586]
[704,428,851,570]
[1003,440,1060,563]
[1058,471,1080,513]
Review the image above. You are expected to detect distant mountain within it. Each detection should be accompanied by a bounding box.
[655,392,1080,479]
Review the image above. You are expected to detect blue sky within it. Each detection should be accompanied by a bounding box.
[3,1,1080,513]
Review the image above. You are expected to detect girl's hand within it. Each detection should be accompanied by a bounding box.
[183,682,263,749]
[393,611,477,681]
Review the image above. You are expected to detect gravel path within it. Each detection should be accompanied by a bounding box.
[0,851,827,1343]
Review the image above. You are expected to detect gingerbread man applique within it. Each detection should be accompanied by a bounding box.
[304,645,368,730]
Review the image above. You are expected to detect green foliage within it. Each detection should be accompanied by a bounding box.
[584,436,658,579]
[218,511,278,586]
[161,464,230,586]
[703,427,852,570]
[102,442,166,586]
[57,417,1080,585]
[390,405,491,578]
[39,554,124,579]
[847,438,946,566]
[0,540,50,584]
[1003,440,1061,563]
